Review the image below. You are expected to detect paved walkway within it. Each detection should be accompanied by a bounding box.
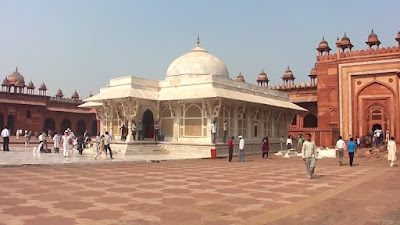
[0,148,398,225]
[0,145,205,166]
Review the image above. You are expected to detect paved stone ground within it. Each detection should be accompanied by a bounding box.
[0,150,398,225]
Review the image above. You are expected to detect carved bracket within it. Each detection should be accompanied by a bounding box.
[252,107,259,120]
[168,102,176,117]
[264,109,271,121]
[273,111,281,122]
[238,105,246,119]
[212,99,222,118]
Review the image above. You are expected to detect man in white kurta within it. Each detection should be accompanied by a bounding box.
[302,133,317,179]
[387,137,397,167]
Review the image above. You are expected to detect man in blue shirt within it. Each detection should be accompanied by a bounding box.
[347,138,357,166]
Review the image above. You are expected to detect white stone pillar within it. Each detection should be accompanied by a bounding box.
[233,104,238,137]
[126,118,132,142]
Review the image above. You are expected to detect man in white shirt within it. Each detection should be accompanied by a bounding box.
[335,136,345,166]
[238,135,245,162]
[211,121,217,144]
[1,126,10,151]
[301,133,317,179]
[104,131,114,159]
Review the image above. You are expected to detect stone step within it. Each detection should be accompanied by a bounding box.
[125,144,167,155]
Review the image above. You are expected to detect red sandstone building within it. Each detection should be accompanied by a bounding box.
[0,67,97,136]
[275,30,400,146]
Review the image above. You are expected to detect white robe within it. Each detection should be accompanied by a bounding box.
[387,140,397,161]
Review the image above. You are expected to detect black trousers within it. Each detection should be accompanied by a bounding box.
[132,131,136,141]
[262,152,269,158]
[3,137,9,151]
[349,152,354,166]
[228,146,233,161]
[104,144,113,158]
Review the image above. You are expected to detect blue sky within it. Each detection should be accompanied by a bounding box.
[0,0,399,98]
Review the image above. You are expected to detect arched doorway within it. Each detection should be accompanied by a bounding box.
[61,119,72,133]
[44,117,56,132]
[92,120,98,136]
[372,124,382,133]
[7,115,15,134]
[0,113,3,129]
[142,110,154,139]
[76,120,86,136]
[303,113,318,128]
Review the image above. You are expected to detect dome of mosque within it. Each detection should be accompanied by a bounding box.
[2,77,10,86]
[39,82,47,90]
[309,64,317,76]
[368,29,379,42]
[7,67,25,84]
[166,37,229,78]
[257,69,268,82]
[56,89,64,98]
[236,72,245,82]
[341,33,351,45]
[282,66,295,79]
[27,80,35,89]
[318,37,329,49]
[71,90,79,99]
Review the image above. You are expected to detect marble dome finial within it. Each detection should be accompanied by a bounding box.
[197,35,200,46]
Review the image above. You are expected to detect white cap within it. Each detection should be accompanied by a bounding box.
[238,135,243,139]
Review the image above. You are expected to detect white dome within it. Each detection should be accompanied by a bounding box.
[166,44,229,78]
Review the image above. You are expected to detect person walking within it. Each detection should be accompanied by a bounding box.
[211,121,217,144]
[53,131,61,153]
[387,137,397,167]
[154,121,160,141]
[24,130,31,147]
[238,135,245,162]
[131,121,137,141]
[94,133,101,153]
[262,137,270,159]
[37,131,46,153]
[297,134,303,153]
[336,136,345,166]
[104,131,114,159]
[222,121,228,143]
[94,135,105,160]
[60,131,72,158]
[301,133,317,179]
[137,121,143,141]
[1,126,10,151]
[77,135,84,155]
[228,136,234,162]
[347,138,357,167]
[120,125,126,141]
[286,135,292,149]
[280,136,284,151]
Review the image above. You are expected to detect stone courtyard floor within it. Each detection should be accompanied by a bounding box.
[0,148,399,225]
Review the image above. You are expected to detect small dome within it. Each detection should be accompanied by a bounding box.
[282,66,295,79]
[341,33,351,45]
[2,77,9,86]
[318,37,329,48]
[39,82,47,90]
[368,29,379,42]
[7,67,25,85]
[27,80,35,89]
[236,72,245,82]
[257,69,268,82]
[309,64,317,76]
[71,90,79,99]
[55,89,64,98]
[166,37,229,78]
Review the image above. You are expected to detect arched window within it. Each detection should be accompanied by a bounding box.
[303,113,318,128]
[329,88,338,103]
[44,118,56,132]
[0,113,4,131]
[7,115,15,134]
[183,104,202,136]
[161,108,174,137]
[91,120,98,136]
[238,111,248,138]
[76,120,86,136]
[61,119,72,133]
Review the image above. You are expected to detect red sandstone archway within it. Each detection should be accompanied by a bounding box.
[0,113,3,130]
[303,113,318,128]
[355,81,395,137]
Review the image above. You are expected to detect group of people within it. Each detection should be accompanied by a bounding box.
[94,131,114,160]
[211,121,229,144]
[129,120,160,141]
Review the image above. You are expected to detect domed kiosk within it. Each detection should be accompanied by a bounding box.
[81,38,306,157]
